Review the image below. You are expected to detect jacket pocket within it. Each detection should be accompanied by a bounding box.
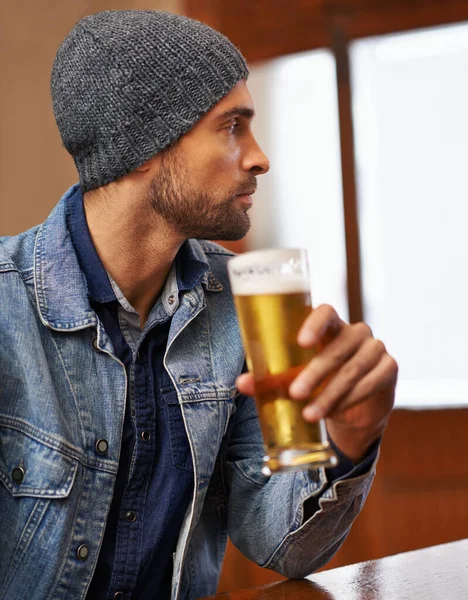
[161,389,234,474]
[0,425,78,598]
[0,426,77,498]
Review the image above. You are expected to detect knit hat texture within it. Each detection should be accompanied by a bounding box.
[51,10,249,192]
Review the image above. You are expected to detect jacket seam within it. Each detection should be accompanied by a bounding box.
[52,465,95,600]
[0,417,118,475]
[0,266,35,282]
[199,243,235,257]
[203,249,235,256]
[0,263,18,272]
[177,392,234,402]
[0,497,50,597]
[47,331,88,451]
[204,300,223,457]
[33,220,48,324]
[232,461,268,488]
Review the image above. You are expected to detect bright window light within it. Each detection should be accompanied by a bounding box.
[351,22,468,408]
[247,50,348,321]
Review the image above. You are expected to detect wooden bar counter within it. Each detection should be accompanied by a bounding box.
[201,538,468,599]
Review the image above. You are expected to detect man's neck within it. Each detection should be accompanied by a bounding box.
[83,189,184,328]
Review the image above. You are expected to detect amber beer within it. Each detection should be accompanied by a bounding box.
[228,249,337,474]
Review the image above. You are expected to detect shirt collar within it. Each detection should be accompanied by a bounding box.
[65,186,208,306]
[33,185,224,331]
[65,186,116,303]
[176,240,209,293]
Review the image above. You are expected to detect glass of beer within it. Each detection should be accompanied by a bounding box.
[227,248,338,474]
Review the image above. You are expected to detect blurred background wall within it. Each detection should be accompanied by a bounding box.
[0,0,182,235]
[2,0,468,594]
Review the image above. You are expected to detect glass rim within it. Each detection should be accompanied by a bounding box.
[227,247,308,269]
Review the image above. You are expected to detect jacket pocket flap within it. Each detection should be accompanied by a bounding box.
[0,427,78,498]
[162,387,237,404]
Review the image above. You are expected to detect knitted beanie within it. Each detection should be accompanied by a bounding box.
[51,10,249,192]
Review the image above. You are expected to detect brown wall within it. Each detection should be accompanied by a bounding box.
[0,0,182,236]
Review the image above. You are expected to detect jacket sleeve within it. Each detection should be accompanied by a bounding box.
[223,393,377,578]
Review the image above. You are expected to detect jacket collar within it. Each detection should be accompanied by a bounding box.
[34,185,224,331]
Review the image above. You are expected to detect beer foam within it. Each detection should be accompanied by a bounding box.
[227,248,310,296]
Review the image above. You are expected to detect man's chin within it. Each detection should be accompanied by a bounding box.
[205,219,251,242]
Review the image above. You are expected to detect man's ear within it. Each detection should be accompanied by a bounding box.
[134,158,153,173]
[125,153,162,184]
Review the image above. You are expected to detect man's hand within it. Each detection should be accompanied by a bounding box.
[235,304,398,463]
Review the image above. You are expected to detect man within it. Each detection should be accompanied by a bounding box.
[0,10,397,600]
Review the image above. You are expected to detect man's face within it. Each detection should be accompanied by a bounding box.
[148,80,270,241]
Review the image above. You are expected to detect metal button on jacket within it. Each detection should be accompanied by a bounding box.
[11,466,25,484]
[95,439,109,455]
[141,430,151,442]
[125,511,137,523]
[114,592,125,599]
[168,294,175,305]
[76,544,89,560]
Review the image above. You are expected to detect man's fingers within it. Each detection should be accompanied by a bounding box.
[236,366,305,397]
[289,321,374,399]
[331,353,398,417]
[235,372,255,396]
[303,351,397,423]
[297,304,344,346]
[300,337,387,420]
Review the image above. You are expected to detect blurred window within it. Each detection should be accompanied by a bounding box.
[249,23,468,408]
[248,50,348,321]
[351,23,468,407]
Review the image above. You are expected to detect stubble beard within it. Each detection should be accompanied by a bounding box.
[148,148,253,241]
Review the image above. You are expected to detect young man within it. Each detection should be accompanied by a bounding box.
[0,10,397,600]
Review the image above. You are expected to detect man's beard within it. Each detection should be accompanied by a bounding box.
[148,148,255,241]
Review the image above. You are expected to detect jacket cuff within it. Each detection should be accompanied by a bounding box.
[302,437,380,522]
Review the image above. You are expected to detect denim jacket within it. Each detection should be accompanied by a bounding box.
[0,186,377,600]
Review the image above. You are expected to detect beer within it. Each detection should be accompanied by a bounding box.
[228,249,338,473]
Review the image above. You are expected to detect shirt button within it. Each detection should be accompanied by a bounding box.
[12,466,25,484]
[125,511,137,523]
[95,439,109,455]
[141,430,151,442]
[168,294,175,305]
[76,544,89,560]
[114,592,125,599]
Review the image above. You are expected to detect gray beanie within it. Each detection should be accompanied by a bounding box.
[51,10,249,192]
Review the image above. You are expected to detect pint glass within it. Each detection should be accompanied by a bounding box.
[227,248,338,474]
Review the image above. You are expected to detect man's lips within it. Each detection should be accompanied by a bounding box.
[236,193,254,208]
[236,188,256,197]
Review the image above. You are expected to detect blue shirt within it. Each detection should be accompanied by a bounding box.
[66,187,206,600]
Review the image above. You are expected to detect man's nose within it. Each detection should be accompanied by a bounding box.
[243,136,270,175]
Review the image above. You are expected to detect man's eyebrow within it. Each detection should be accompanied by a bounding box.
[215,107,255,121]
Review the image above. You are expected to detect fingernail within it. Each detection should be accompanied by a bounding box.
[298,329,317,346]
[303,405,323,421]
[289,381,309,398]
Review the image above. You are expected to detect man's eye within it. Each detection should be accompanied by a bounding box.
[227,119,240,133]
